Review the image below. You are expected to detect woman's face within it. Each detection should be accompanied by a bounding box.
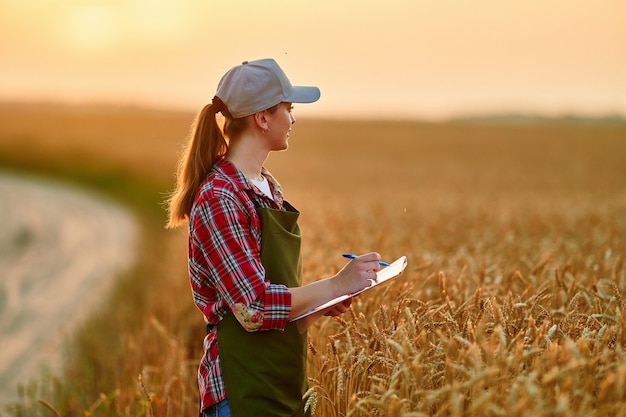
[266,102,295,151]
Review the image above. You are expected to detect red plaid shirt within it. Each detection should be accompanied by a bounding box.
[188,159,292,410]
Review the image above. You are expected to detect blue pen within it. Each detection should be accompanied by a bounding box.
[342,253,390,267]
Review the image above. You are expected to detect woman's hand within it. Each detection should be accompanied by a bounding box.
[332,252,382,296]
[324,298,353,316]
[288,252,381,324]
[295,298,353,333]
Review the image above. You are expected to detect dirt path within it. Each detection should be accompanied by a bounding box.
[0,172,138,404]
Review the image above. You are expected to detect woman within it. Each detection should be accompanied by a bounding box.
[167,58,382,417]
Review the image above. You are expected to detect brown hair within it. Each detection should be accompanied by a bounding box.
[166,98,247,228]
[166,100,282,228]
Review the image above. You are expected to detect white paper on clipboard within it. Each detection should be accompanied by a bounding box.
[291,256,408,321]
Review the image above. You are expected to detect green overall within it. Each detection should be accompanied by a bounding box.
[217,202,310,417]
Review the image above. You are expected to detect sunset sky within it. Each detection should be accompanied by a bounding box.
[1,0,625,120]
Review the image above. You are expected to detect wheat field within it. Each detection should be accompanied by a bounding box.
[1,105,625,416]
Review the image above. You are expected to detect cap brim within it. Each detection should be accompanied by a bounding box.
[285,86,321,104]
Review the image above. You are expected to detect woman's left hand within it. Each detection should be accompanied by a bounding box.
[323,298,353,316]
[295,298,353,333]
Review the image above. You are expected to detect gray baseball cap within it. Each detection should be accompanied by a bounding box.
[215,58,321,118]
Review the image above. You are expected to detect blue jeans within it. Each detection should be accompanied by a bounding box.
[202,399,231,417]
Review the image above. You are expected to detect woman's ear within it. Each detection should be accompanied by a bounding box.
[253,111,269,132]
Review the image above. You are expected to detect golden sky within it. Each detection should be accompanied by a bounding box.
[1,0,625,120]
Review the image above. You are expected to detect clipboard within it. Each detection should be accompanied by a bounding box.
[291,256,408,321]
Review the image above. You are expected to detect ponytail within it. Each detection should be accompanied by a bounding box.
[166,98,229,228]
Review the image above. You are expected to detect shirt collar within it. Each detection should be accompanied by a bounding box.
[215,159,284,205]
[214,159,250,191]
[260,167,284,202]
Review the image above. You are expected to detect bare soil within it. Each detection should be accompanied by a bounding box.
[0,172,137,404]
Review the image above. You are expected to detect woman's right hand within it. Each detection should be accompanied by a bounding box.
[288,252,382,322]
[332,252,382,296]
